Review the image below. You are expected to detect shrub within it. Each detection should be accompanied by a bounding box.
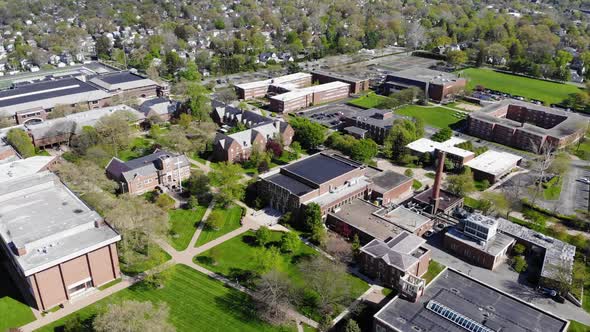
[255,226,272,246]
[513,256,528,273]
[404,168,414,177]
[512,243,526,256]
[280,232,300,252]
[155,193,175,210]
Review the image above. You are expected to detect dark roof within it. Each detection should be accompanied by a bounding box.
[105,150,189,182]
[96,71,145,84]
[413,188,463,212]
[375,269,567,332]
[282,153,361,185]
[0,77,100,108]
[370,170,411,193]
[265,173,315,196]
[343,126,368,136]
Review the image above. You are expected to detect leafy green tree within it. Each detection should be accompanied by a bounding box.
[208,163,245,206]
[280,232,300,253]
[349,138,378,163]
[446,167,476,197]
[345,319,361,332]
[6,128,35,157]
[179,61,201,81]
[205,210,224,230]
[513,256,527,273]
[303,203,323,231]
[383,119,424,163]
[446,50,468,67]
[95,35,111,59]
[256,247,281,273]
[184,82,211,122]
[310,224,327,246]
[351,234,361,256]
[289,117,326,150]
[431,127,453,142]
[513,243,526,256]
[155,193,175,211]
[255,226,272,247]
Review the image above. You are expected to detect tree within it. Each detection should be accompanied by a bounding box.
[548,152,570,176]
[513,255,527,273]
[95,35,111,59]
[310,224,327,246]
[480,192,509,216]
[513,243,526,256]
[164,51,183,76]
[303,203,322,232]
[208,163,245,206]
[93,300,174,332]
[298,256,353,315]
[289,117,326,150]
[63,314,86,332]
[216,88,238,104]
[280,232,300,253]
[253,269,293,324]
[183,82,211,122]
[256,226,272,246]
[351,234,361,256]
[446,50,468,67]
[256,246,282,273]
[431,127,453,142]
[205,210,224,230]
[186,170,210,202]
[155,193,175,211]
[349,139,378,163]
[6,128,35,157]
[95,112,132,157]
[179,61,201,81]
[290,141,302,159]
[344,319,361,332]
[56,161,118,195]
[405,21,427,50]
[445,167,476,197]
[383,119,424,163]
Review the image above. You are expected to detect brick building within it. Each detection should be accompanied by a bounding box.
[0,172,121,311]
[105,150,191,195]
[211,101,294,162]
[382,68,466,102]
[359,231,430,302]
[234,72,312,100]
[311,70,370,94]
[406,137,475,167]
[268,81,350,113]
[0,70,165,125]
[343,108,399,144]
[467,100,588,152]
[258,152,413,217]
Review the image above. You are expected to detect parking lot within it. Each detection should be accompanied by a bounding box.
[297,103,361,129]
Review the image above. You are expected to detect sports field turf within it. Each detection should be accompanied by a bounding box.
[459,68,581,105]
[195,205,243,247]
[168,206,208,250]
[395,105,465,128]
[37,264,294,332]
[348,92,389,109]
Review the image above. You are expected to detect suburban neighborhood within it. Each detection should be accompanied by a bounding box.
[1,1,590,332]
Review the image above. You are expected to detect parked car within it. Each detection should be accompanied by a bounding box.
[577,177,590,184]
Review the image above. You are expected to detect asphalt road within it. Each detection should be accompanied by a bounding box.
[560,160,590,215]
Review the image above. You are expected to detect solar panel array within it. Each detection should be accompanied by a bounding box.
[426,300,495,332]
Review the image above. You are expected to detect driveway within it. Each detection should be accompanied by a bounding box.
[424,232,590,325]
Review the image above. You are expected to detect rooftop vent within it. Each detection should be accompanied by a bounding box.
[73,209,84,214]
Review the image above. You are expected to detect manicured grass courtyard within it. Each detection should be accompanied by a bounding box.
[459,68,581,105]
[348,92,389,109]
[0,271,35,331]
[168,206,208,250]
[119,244,172,276]
[571,137,590,161]
[194,205,243,247]
[423,260,445,285]
[395,105,465,129]
[194,231,370,319]
[37,264,294,332]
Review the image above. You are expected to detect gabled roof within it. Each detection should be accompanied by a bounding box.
[105,150,189,182]
[361,231,426,272]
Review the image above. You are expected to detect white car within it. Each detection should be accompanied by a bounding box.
[578,178,590,184]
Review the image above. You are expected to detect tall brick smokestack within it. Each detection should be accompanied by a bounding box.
[432,150,446,214]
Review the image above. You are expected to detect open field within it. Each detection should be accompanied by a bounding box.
[168,207,208,250]
[0,270,35,331]
[37,264,294,332]
[195,205,243,247]
[459,68,581,105]
[194,231,370,319]
[395,105,465,128]
[347,92,388,109]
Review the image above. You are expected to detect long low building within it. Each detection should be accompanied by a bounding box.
[468,100,588,152]
[464,150,522,183]
[234,72,312,100]
[407,137,475,167]
[374,268,568,332]
[383,68,466,102]
[311,70,370,94]
[0,172,121,311]
[0,70,165,125]
[269,81,350,113]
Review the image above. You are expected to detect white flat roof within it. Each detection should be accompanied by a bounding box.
[465,150,522,176]
[0,172,120,276]
[270,81,350,102]
[406,137,472,157]
[235,72,311,90]
[0,156,55,182]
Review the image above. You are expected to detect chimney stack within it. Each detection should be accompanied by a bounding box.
[431,150,446,214]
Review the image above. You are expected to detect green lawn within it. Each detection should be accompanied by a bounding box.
[0,271,35,331]
[395,105,465,129]
[348,92,389,109]
[168,207,208,251]
[423,260,445,285]
[572,137,590,161]
[97,278,122,291]
[118,137,154,161]
[543,177,563,201]
[119,244,172,276]
[194,231,370,319]
[37,264,294,332]
[569,320,590,332]
[459,68,581,105]
[195,205,243,247]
